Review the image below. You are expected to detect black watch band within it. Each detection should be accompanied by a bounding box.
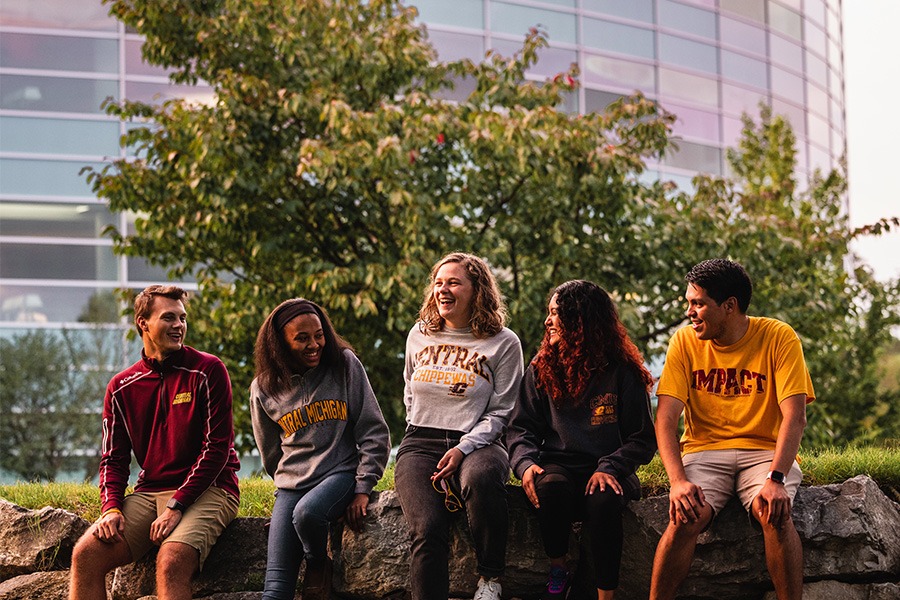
[766,470,786,484]
[166,498,186,512]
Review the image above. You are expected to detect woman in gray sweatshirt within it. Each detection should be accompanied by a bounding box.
[250,299,390,600]
[394,252,524,600]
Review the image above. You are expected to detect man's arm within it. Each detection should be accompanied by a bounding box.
[755,393,807,527]
[656,394,706,524]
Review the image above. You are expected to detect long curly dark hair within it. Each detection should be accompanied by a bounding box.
[532,280,652,407]
[254,298,354,397]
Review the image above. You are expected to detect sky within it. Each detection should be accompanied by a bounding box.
[842,3,900,282]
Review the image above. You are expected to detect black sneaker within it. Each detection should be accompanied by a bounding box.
[542,565,569,599]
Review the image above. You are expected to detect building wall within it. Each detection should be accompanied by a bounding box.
[0,0,845,334]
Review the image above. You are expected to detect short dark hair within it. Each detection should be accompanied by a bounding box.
[133,285,188,337]
[685,259,753,312]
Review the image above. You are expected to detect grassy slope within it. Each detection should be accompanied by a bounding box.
[1,446,897,522]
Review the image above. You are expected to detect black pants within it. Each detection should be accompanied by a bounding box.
[534,463,625,591]
[395,426,510,600]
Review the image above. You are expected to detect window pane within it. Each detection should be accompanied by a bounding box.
[427,30,485,63]
[663,140,722,175]
[0,243,117,280]
[492,40,576,78]
[806,82,828,119]
[413,0,484,29]
[0,117,119,156]
[720,0,764,24]
[659,68,718,107]
[806,52,827,87]
[722,115,744,147]
[720,16,766,56]
[582,0,653,23]
[491,3,576,45]
[665,102,720,143]
[807,112,829,148]
[722,50,767,88]
[0,286,122,323]
[583,18,654,60]
[0,201,115,237]
[0,159,104,197]
[583,54,654,91]
[584,89,625,113]
[0,33,118,73]
[805,22,827,59]
[769,34,803,71]
[659,34,717,74]
[658,1,716,39]
[0,75,117,113]
[768,2,802,40]
[770,66,804,103]
[805,0,826,27]
[127,257,177,283]
[124,82,215,106]
[0,0,116,30]
[721,83,766,117]
[125,39,170,77]
[771,98,806,136]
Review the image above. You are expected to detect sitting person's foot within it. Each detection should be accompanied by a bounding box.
[541,564,570,599]
[473,576,502,600]
[302,556,333,600]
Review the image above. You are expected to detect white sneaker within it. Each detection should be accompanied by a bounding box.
[473,576,502,600]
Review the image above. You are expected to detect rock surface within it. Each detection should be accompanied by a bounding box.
[1,475,897,599]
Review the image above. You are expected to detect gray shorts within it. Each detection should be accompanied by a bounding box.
[682,449,802,515]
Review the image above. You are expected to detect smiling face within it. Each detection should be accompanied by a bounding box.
[138,296,187,361]
[684,282,730,342]
[433,261,475,329]
[282,312,325,372]
[545,293,562,346]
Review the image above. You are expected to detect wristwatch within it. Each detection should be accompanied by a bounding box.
[166,497,186,513]
[766,470,786,484]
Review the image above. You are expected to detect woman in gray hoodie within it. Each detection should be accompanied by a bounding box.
[251,298,390,600]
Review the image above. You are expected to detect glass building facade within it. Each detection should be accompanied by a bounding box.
[0,0,846,337]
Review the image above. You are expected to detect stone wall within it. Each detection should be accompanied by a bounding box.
[0,475,897,600]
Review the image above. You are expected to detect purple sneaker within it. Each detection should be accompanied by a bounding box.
[542,565,569,599]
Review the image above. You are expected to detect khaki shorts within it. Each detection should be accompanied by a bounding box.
[682,449,802,515]
[121,487,239,568]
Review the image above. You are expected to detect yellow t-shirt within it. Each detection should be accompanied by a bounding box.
[656,316,815,455]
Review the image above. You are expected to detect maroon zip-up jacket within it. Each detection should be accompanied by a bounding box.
[98,345,241,514]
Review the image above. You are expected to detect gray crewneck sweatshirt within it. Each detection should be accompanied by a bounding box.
[251,349,390,494]
[403,323,524,455]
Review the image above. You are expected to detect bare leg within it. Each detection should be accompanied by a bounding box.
[69,526,133,600]
[752,498,803,600]
[649,503,713,600]
[156,541,199,600]
[598,588,615,600]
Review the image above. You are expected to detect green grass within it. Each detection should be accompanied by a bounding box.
[2,446,898,519]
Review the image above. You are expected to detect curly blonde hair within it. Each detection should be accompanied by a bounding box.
[418,252,507,338]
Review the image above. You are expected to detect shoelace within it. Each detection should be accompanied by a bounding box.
[474,578,501,600]
[547,566,568,594]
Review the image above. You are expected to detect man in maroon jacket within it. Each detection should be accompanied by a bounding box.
[69,285,241,600]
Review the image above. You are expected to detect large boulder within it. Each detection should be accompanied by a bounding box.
[0,499,89,581]
[763,580,900,600]
[0,570,69,600]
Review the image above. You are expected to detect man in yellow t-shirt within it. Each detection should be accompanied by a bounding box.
[649,259,814,600]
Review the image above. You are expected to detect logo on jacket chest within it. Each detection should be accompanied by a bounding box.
[590,393,618,425]
[173,392,192,405]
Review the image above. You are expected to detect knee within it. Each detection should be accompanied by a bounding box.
[156,546,197,582]
[667,515,707,540]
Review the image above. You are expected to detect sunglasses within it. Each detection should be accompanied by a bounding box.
[432,478,462,512]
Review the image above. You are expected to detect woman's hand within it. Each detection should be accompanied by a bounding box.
[432,447,464,481]
[522,464,544,508]
[585,471,623,496]
[345,493,371,532]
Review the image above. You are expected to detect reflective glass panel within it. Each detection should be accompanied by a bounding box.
[0,75,117,113]
[720,16,766,56]
[0,0,116,30]
[125,39,170,77]
[722,115,744,147]
[428,30,485,63]
[769,34,803,71]
[491,3,576,45]
[720,0,764,24]
[433,75,478,103]
[659,34,717,74]
[658,68,718,107]
[124,82,215,106]
[582,0,653,23]
[722,50,767,88]
[127,257,177,283]
[768,2,802,40]
[770,66,803,102]
[0,242,117,280]
[583,18,654,59]
[582,54,654,91]
[413,0,484,29]
[807,112,829,148]
[721,83,766,117]
[0,286,122,323]
[805,22,827,59]
[805,0,826,27]
[492,40,576,78]
[806,52,827,87]
[0,117,119,156]
[658,1,716,39]
[808,143,831,173]
[662,140,721,175]
[806,82,828,119]
[0,159,104,197]
[584,89,625,113]
[0,33,118,73]
[665,101,720,143]
[771,98,806,136]
[0,201,115,237]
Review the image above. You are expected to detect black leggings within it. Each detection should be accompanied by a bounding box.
[534,463,625,591]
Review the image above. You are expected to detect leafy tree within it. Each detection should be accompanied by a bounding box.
[0,329,118,481]
[89,0,897,450]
